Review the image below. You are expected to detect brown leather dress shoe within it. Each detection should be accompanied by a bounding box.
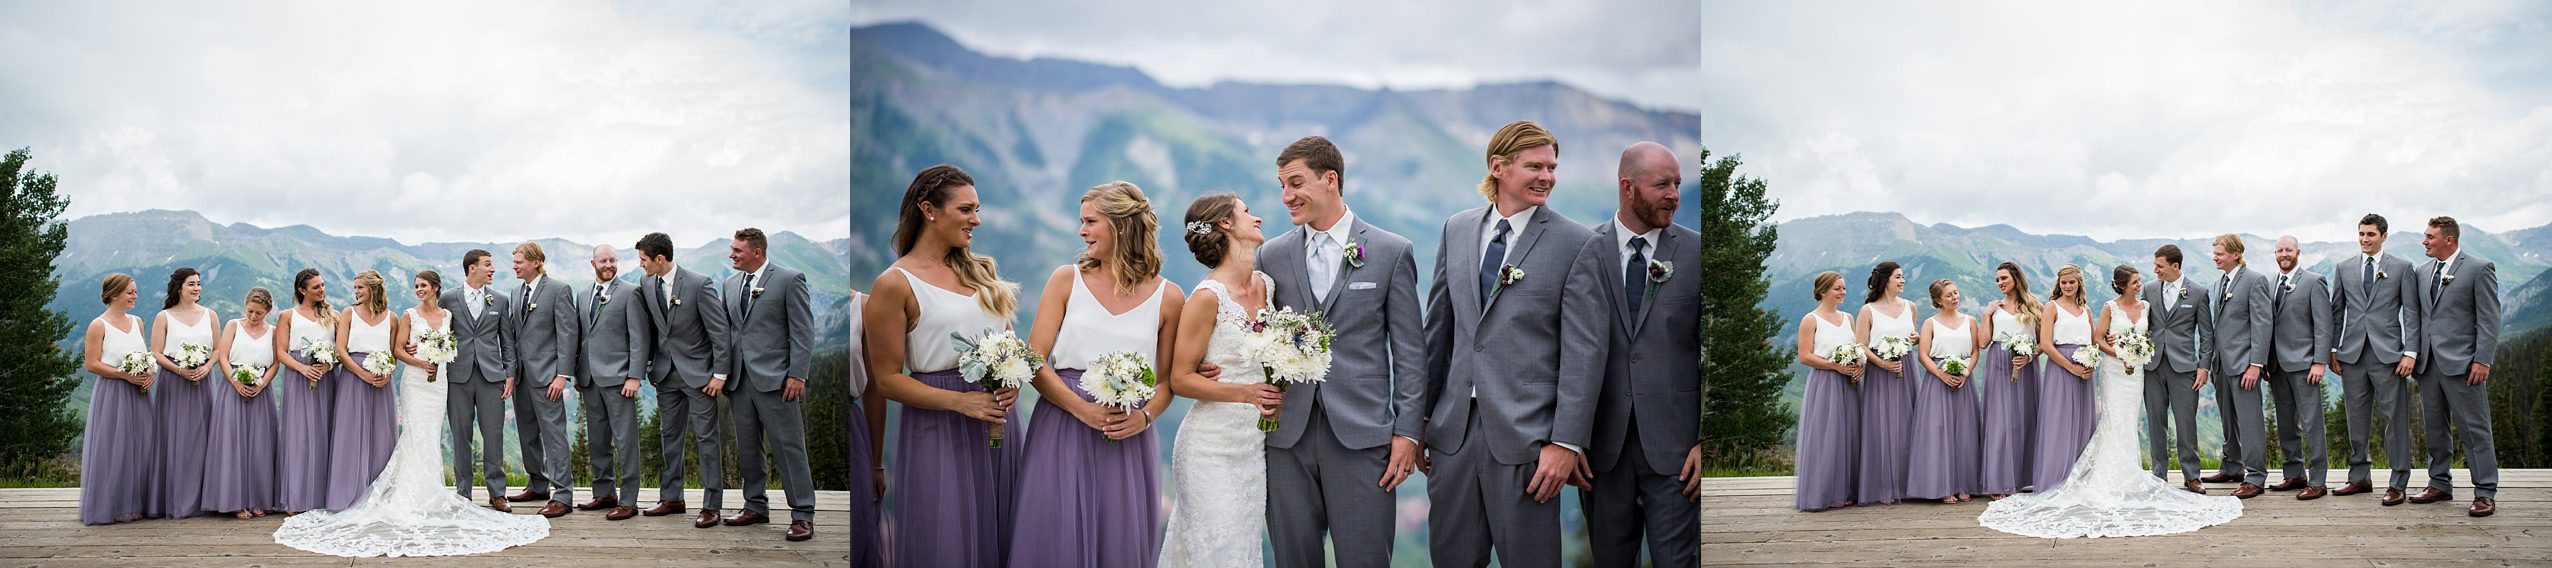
[2410,488,2452,504]
[785,520,813,542]
[487,496,512,513]
[2331,481,2372,496]
[538,501,571,518]
[724,509,770,526]
[695,509,721,528]
[643,500,686,517]
[2184,480,2206,494]
[2381,488,2406,506]
[605,506,639,521]
[505,489,546,503]
[2268,477,2310,491]
[2471,497,2496,517]
[2231,483,2263,499]
[576,496,619,511]
[2297,486,2328,500]
[2199,472,2240,483]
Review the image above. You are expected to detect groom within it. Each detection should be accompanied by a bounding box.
[2142,244,2212,493]
[2198,234,2274,499]
[1254,136,1429,568]
[440,249,516,511]
[505,242,581,518]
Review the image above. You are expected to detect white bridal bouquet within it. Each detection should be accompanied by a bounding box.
[952,328,1041,448]
[1998,333,2039,382]
[1872,336,1915,362]
[2114,331,2155,375]
[1245,307,1336,432]
[2070,346,2103,371]
[117,351,156,394]
[232,365,265,388]
[415,328,459,383]
[1826,342,1866,388]
[360,350,397,381]
[291,337,338,390]
[170,343,212,370]
[1080,351,1158,441]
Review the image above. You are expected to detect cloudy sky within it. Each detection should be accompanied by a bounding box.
[848,0,1703,113]
[1705,0,2552,241]
[0,0,849,246]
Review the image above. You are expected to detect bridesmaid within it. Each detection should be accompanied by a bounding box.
[1792,271,1862,511]
[326,270,399,510]
[1907,279,1982,504]
[150,268,219,519]
[79,274,157,525]
[2033,264,2099,491]
[203,287,281,519]
[273,269,337,514]
[1853,262,1915,505]
[1976,263,2042,498]
[866,164,1025,568]
[1013,181,1184,567]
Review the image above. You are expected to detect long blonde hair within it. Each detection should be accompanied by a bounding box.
[1996,262,2042,329]
[2051,264,2087,307]
[894,164,1019,317]
[292,268,336,326]
[1075,181,1164,294]
[352,270,388,316]
[1477,119,1559,202]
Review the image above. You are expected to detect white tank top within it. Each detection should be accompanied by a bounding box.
[345,308,392,354]
[1990,305,2029,342]
[288,308,335,354]
[227,320,276,369]
[895,267,1008,374]
[160,309,215,354]
[1928,316,1974,359]
[1049,270,1166,370]
[1867,301,1916,342]
[1809,312,1854,357]
[99,315,147,362]
[2052,302,2093,345]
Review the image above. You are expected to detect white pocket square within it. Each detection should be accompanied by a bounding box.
[1348,282,1378,291]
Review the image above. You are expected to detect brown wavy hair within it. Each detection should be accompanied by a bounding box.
[1076,181,1164,293]
[893,164,1019,317]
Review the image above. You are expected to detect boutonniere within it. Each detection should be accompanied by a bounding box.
[481,294,496,309]
[2443,273,2457,287]
[1489,264,1526,300]
[1647,259,1674,285]
[2280,280,2295,295]
[671,297,684,307]
[2376,269,2389,280]
[2176,286,2189,302]
[527,301,539,312]
[1342,238,1366,268]
[750,286,766,299]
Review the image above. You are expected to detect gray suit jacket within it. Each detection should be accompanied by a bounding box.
[636,267,731,390]
[726,264,813,392]
[2142,278,2215,374]
[2412,251,2501,376]
[1571,221,1701,476]
[1257,216,1430,450]
[2267,269,2334,371]
[438,286,516,383]
[576,278,646,388]
[1422,206,1604,466]
[2332,253,2421,365]
[507,275,582,387]
[2206,265,2274,375]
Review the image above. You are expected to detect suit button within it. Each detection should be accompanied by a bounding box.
[1474,345,1484,352]
[1633,354,1642,363]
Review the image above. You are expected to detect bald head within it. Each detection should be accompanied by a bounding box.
[2274,235,2301,272]
[591,243,621,283]
[1616,141,1683,234]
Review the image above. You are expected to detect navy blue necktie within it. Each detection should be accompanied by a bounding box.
[1625,236,1649,315]
[1478,219,1511,307]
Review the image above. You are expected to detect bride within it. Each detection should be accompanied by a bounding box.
[1980,265,2241,538]
[276,271,549,557]
[1157,194,1285,567]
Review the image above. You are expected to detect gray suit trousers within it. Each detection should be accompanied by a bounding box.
[2338,361,2414,489]
[1266,399,1396,568]
[733,385,816,522]
[581,385,642,502]
[447,378,508,499]
[1428,398,1560,567]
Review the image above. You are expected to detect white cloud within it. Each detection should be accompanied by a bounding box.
[848,0,1701,113]
[1703,0,2552,240]
[0,0,850,246]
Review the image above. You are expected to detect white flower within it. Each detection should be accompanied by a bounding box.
[170,343,212,369]
[116,351,156,377]
[232,365,264,387]
[361,352,397,378]
[1078,351,1158,411]
[1872,336,1915,362]
[1997,333,2039,358]
[1826,342,1866,366]
[1646,259,1674,284]
[2071,347,2103,369]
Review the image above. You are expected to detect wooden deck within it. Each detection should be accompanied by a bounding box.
[0,488,852,567]
[1703,469,2551,566]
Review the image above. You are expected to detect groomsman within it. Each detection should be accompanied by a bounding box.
[440,249,516,511]
[2264,236,2333,499]
[2197,234,2273,499]
[2142,245,2213,492]
[2408,216,2501,517]
[1255,135,1429,568]
[575,244,646,521]
[2328,213,2421,504]
[1568,142,1699,567]
[629,232,731,527]
[1422,119,1604,566]
[506,242,581,518]
[719,228,818,541]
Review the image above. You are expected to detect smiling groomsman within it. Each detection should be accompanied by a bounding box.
[2264,236,2332,499]
[507,242,581,518]
[2329,213,2421,504]
[719,228,818,541]
[2408,216,2502,517]
[629,232,731,527]
[2197,234,2273,499]
[575,244,646,521]
[1569,141,1700,567]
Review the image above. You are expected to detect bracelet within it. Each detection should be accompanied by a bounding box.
[1140,409,1155,424]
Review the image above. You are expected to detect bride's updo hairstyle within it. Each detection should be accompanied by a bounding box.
[2111,265,2140,295]
[1181,193,1241,268]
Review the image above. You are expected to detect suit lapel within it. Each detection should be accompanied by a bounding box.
[1483,210,1551,316]
[1630,227,1678,336]
[1451,208,1487,319]
[1315,220,1365,314]
[1268,229,1311,311]
[1589,223,1632,334]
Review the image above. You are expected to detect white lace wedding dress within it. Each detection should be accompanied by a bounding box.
[1979,301,2242,538]
[275,309,550,557]
[1156,275,1272,568]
